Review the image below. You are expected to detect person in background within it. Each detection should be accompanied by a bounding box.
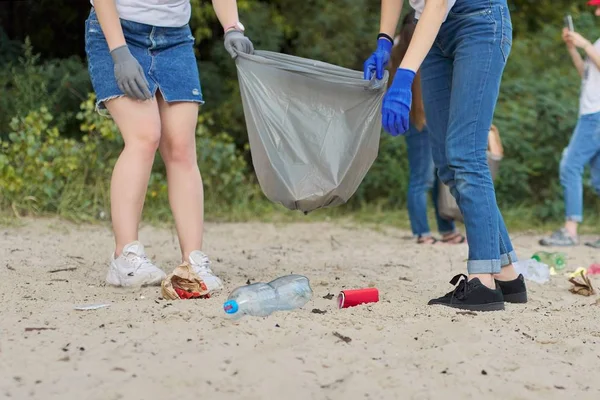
[364,0,526,311]
[540,1,600,248]
[390,11,465,245]
[85,0,253,288]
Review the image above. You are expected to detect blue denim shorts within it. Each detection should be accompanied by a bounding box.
[84,8,203,114]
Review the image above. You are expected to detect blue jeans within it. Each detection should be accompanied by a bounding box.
[420,0,517,274]
[560,111,600,222]
[85,8,203,114]
[405,125,456,237]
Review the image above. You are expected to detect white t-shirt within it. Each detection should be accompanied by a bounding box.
[90,0,191,28]
[410,0,457,22]
[580,39,600,116]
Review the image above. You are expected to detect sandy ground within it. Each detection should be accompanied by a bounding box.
[1,218,600,400]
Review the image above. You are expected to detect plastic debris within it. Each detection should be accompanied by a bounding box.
[74,303,111,311]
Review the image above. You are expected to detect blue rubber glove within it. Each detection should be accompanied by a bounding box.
[382,68,416,136]
[363,38,393,80]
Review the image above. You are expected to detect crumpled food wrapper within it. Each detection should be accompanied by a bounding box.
[569,267,587,279]
[161,262,210,300]
[568,270,595,297]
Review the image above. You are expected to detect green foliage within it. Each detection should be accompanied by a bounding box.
[493,12,599,219]
[350,134,410,209]
[0,107,106,219]
[1,1,600,225]
[0,27,21,66]
[0,39,91,136]
[0,96,257,221]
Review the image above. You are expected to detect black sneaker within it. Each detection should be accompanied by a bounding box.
[428,274,505,311]
[495,274,527,303]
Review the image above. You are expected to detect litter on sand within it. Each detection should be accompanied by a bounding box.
[568,270,595,297]
[161,262,210,300]
[74,303,111,311]
[587,264,600,275]
[569,267,588,279]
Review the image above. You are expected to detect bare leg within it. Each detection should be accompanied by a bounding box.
[564,220,579,238]
[105,97,162,256]
[156,95,203,261]
[494,264,518,282]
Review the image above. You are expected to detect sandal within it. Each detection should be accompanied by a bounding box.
[585,238,600,249]
[441,233,466,244]
[417,235,438,245]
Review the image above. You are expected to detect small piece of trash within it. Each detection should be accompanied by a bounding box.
[587,264,600,275]
[323,293,335,300]
[139,295,146,300]
[332,331,352,343]
[25,327,56,332]
[537,339,558,345]
[48,267,77,274]
[311,308,327,314]
[481,370,488,375]
[74,303,111,311]
[569,271,595,297]
[522,332,535,341]
[456,311,477,316]
[569,267,587,279]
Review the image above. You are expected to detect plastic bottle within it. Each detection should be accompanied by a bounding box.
[223,275,312,319]
[514,259,550,284]
[532,251,567,271]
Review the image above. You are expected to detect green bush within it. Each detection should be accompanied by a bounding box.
[1,3,599,224]
[494,13,599,219]
[0,39,91,137]
[350,134,410,209]
[0,95,258,221]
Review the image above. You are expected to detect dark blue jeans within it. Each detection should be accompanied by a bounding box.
[420,0,517,274]
[405,124,456,237]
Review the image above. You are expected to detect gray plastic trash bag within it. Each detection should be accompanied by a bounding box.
[235,50,388,213]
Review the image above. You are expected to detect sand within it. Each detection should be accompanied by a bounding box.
[1,218,600,400]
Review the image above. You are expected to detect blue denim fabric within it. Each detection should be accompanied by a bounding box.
[85,8,203,114]
[405,124,456,236]
[559,111,600,222]
[419,0,517,273]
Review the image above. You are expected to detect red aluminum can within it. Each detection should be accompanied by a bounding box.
[338,288,379,309]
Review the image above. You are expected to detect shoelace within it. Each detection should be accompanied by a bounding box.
[126,254,155,275]
[191,254,212,273]
[447,274,469,301]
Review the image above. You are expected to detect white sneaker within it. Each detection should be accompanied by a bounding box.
[106,241,166,287]
[189,250,223,293]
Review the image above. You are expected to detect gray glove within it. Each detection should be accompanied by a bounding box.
[224,30,254,59]
[110,45,152,101]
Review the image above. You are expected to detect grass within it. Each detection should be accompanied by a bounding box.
[3,192,599,236]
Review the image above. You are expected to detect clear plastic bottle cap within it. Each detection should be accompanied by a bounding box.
[223,300,239,314]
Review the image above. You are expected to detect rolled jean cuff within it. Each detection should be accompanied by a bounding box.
[415,232,432,238]
[467,259,501,274]
[500,251,518,267]
[566,215,583,223]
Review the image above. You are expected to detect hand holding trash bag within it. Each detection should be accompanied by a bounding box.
[224,30,254,59]
[363,37,393,80]
[381,68,415,136]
